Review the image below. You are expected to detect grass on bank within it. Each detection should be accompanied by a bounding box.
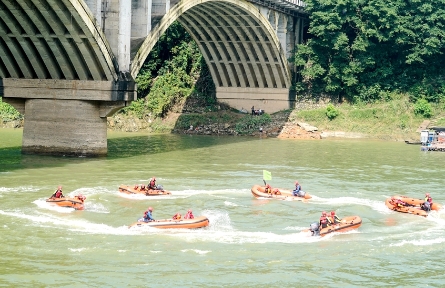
[290,95,445,140]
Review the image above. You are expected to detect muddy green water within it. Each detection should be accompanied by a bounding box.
[1,128,444,287]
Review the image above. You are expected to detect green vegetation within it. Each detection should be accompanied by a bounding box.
[294,0,445,106]
[0,97,21,122]
[235,114,272,135]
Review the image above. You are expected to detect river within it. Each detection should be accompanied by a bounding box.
[1,128,444,287]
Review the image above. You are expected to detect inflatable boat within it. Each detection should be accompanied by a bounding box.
[385,195,442,217]
[119,184,171,196]
[46,195,86,210]
[128,215,209,229]
[251,184,312,201]
[306,216,362,237]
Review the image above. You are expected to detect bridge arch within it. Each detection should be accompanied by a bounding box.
[131,0,291,92]
[0,0,118,81]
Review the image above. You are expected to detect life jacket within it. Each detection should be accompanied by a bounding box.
[265,187,271,194]
[149,180,156,187]
[428,197,433,204]
[320,216,328,227]
[173,213,181,220]
[55,190,63,198]
[273,188,281,195]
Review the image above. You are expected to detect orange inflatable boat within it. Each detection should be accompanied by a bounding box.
[46,195,86,210]
[119,184,171,196]
[128,215,209,229]
[306,216,362,237]
[251,184,312,201]
[385,195,442,217]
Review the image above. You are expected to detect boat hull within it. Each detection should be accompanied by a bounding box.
[129,216,209,229]
[119,185,171,196]
[319,216,362,236]
[251,184,312,201]
[385,195,441,217]
[46,197,85,210]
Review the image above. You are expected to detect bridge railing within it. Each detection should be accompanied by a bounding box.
[283,0,306,7]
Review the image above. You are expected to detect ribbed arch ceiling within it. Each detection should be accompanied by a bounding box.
[0,0,117,81]
[132,0,290,90]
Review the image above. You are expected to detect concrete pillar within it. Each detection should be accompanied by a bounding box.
[84,0,102,24]
[118,1,132,71]
[151,0,170,28]
[276,13,288,58]
[22,99,108,157]
[131,0,152,38]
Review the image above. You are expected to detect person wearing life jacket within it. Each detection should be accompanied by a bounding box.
[184,209,194,219]
[142,207,155,222]
[265,184,272,195]
[319,211,331,229]
[148,177,157,190]
[172,212,182,220]
[330,211,341,224]
[272,188,281,195]
[292,181,303,197]
[391,197,407,208]
[52,186,64,198]
[76,194,86,202]
[424,193,430,202]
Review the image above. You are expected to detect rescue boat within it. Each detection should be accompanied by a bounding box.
[128,215,209,229]
[118,184,171,196]
[385,195,442,217]
[46,195,86,210]
[251,184,312,201]
[306,216,362,237]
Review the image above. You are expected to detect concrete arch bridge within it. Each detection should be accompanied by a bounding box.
[0,0,307,156]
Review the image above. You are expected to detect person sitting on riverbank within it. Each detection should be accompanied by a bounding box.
[329,211,342,224]
[51,186,64,198]
[148,177,157,190]
[184,209,194,219]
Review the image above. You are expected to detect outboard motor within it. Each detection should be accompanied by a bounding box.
[156,184,164,191]
[309,222,320,236]
[421,201,431,212]
[297,191,306,197]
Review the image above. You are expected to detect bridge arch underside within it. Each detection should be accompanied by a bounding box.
[179,3,291,112]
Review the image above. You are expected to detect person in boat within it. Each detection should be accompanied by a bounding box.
[148,177,157,190]
[391,197,407,208]
[421,196,433,211]
[172,212,182,220]
[329,211,342,224]
[184,209,194,219]
[292,180,304,197]
[51,186,64,198]
[265,184,272,195]
[142,207,155,222]
[424,193,430,202]
[319,211,332,229]
[272,188,281,195]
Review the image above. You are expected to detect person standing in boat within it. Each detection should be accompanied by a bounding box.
[142,207,155,222]
[51,186,64,198]
[184,209,194,219]
[329,211,341,224]
[292,181,304,197]
[148,177,157,190]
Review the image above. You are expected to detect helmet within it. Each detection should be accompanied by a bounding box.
[58,186,62,189]
[152,177,156,180]
[148,207,153,211]
[295,180,299,184]
[188,209,192,213]
[266,184,271,188]
[322,211,327,216]
[426,193,430,197]
[331,211,335,216]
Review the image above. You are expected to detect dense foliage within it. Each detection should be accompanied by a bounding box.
[122,22,215,118]
[0,97,21,122]
[294,0,445,105]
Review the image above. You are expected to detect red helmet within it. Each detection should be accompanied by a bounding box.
[148,207,153,211]
[188,209,192,213]
[58,186,62,189]
[266,184,271,188]
[322,211,327,216]
[152,177,156,180]
[295,180,299,184]
[426,193,430,197]
[331,211,335,216]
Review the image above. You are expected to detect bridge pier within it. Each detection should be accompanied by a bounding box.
[1,79,136,156]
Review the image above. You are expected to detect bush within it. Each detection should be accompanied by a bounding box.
[325,104,339,120]
[0,97,22,122]
[235,114,271,134]
[413,99,432,118]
